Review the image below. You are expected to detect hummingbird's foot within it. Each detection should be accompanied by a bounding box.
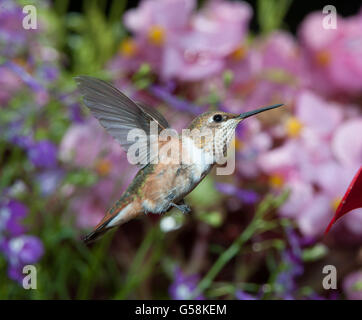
[170,202,191,214]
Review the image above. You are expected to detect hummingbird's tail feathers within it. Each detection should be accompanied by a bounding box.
[82,200,140,244]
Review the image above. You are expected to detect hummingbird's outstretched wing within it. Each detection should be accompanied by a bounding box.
[75,76,170,167]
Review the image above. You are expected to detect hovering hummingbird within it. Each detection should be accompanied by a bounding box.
[76,76,283,243]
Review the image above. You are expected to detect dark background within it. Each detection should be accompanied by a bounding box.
[64,0,362,34]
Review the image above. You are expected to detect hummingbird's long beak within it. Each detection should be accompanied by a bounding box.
[237,104,284,120]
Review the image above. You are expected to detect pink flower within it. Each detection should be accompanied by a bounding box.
[162,42,224,81]
[230,32,304,110]
[258,140,301,178]
[261,31,304,79]
[257,89,362,237]
[299,11,362,96]
[117,0,195,75]
[332,119,362,168]
[59,119,123,169]
[163,0,252,81]
[191,0,251,56]
[0,67,21,105]
[297,131,362,237]
[116,0,252,82]
[294,91,343,139]
[297,194,334,236]
[72,180,115,229]
[124,0,195,34]
[162,0,252,81]
[329,121,362,235]
[225,47,260,87]
[236,119,272,178]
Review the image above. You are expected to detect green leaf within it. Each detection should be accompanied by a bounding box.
[302,244,328,262]
[257,0,292,33]
[223,70,234,87]
[198,211,223,227]
[65,169,98,187]
[188,175,221,207]
[353,281,362,291]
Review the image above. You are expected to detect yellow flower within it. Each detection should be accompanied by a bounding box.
[96,159,112,176]
[269,174,284,189]
[147,25,165,46]
[234,138,244,151]
[119,38,137,57]
[231,45,246,61]
[285,117,303,138]
[315,50,331,67]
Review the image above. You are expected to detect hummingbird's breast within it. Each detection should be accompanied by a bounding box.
[181,136,214,182]
[137,137,214,214]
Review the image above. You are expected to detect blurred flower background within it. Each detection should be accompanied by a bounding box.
[0,0,362,299]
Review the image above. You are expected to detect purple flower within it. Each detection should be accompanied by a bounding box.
[216,182,259,204]
[3,61,49,106]
[37,64,59,82]
[169,267,204,300]
[150,85,206,114]
[36,170,64,196]
[306,293,326,300]
[275,228,304,298]
[5,120,33,149]
[0,0,35,58]
[0,200,27,236]
[235,290,257,300]
[276,250,303,290]
[2,235,44,282]
[69,103,84,123]
[11,135,34,149]
[28,140,58,169]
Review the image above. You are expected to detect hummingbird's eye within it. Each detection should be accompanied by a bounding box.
[213,114,223,123]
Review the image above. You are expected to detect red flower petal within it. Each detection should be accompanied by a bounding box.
[325,166,362,234]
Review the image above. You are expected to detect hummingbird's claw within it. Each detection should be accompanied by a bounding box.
[170,202,192,214]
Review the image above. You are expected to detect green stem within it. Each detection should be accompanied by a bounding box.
[192,191,289,298]
[114,225,164,299]
[76,231,115,299]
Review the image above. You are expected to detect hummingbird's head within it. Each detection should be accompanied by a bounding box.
[187,104,283,158]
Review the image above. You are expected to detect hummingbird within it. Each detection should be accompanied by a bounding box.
[75,76,283,243]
